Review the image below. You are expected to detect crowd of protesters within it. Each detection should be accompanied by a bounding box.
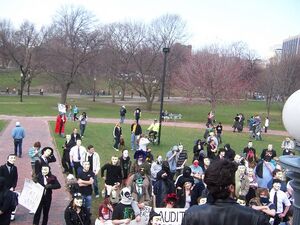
[0,108,296,225]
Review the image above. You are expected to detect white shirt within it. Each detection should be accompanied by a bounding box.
[69,145,87,162]
[269,189,291,214]
[265,118,269,127]
[139,137,150,151]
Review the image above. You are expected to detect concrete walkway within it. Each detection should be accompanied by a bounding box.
[0,116,69,225]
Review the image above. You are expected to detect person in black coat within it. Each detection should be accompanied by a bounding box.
[34,147,56,177]
[69,128,81,148]
[224,144,236,161]
[62,135,73,174]
[153,169,175,207]
[33,165,61,225]
[0,176,15,225]
[112,123,122,151]
[0,154,18,191]
[64,193,91,225]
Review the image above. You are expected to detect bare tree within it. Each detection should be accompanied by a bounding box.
[0,20,42,101]
[175,43,249,111]
[40,6,103,104]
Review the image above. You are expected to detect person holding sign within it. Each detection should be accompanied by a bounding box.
[33,165,61,225]
[55,113,66,137]
[181,160,270,225]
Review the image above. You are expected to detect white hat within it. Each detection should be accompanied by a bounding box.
[16,121,20,126]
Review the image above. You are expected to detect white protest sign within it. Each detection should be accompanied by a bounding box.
[154,208,187,225]
[19,178,44,213]
[58,103,66,113]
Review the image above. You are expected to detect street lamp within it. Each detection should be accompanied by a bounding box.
[280,89,300,225]
[20,73,23,102]
[93,77,96,102]
[158,47,170,145]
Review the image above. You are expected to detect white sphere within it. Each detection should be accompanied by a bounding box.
[282,89,300,141]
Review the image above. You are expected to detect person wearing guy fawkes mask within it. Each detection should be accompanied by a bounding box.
[0,154,18,191]
[101,156,122,197]
[119,150,132,185]
[64,193,91,225]
[150,155,163,186]
[33,165,61,225]
[112,187,141,224]
[255,151,275,188]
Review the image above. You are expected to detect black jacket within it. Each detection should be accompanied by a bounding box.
[0,164,18,190]
[182,198,270,225]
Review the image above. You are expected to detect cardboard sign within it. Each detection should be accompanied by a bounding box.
[18,178,44,213]
[58,103,66,113]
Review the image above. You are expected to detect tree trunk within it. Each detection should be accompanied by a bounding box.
[111,85,116,103]
[27,81,31,96]
[120,85,126,101]
[266,95,272,118]
[60,83,71,104]
[146,100,153,111]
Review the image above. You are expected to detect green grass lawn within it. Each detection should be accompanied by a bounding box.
[0,95,285,130]
[0,120,7,132]
[51,121,285,221]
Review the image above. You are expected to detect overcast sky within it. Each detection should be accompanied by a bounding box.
[0,0,299,59]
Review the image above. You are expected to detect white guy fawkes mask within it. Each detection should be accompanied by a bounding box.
[247,142,253,148]
[237,198,246,206]
[247,168,254,176]
[8,155,16,164]
[44,149,52,157]
[157,156,163,164]
[74,198,83,207]
[111,157,118,165]
[41,166,50,176]
[267,144,273,151]
[234,155,241,164]
[238,165,246,174]
[83,162,90,172]
[76,140,82,147]
[152,216,161,225]
[123,150,129,158]
[66,134,71,142]
[204,158,210,166]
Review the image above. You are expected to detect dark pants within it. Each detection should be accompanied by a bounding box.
[73,161,82,178]
[114,137,120,149]
[33,195,52,225]
[62,151,72,174]
[14,139,23,157]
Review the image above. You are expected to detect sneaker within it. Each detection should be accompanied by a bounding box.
[29,210,35,214]
[113,147,119,151]
[95,195,100,198]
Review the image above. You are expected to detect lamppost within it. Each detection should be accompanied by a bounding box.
[158,47,170,145]
[20,72,23,102]
[93,76,96,102]
[280,89,300,225]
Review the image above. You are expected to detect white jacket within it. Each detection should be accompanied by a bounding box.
[81,152,101,175]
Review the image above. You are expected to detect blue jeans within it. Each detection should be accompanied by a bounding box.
[80,124,86,136]
[14,139,23,156]
[120,116,125,124]
[131,133,136,150]
[93,175,99,196]
[82,195,92,212]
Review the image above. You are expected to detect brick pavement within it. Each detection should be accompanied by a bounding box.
[0,117,70,225]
